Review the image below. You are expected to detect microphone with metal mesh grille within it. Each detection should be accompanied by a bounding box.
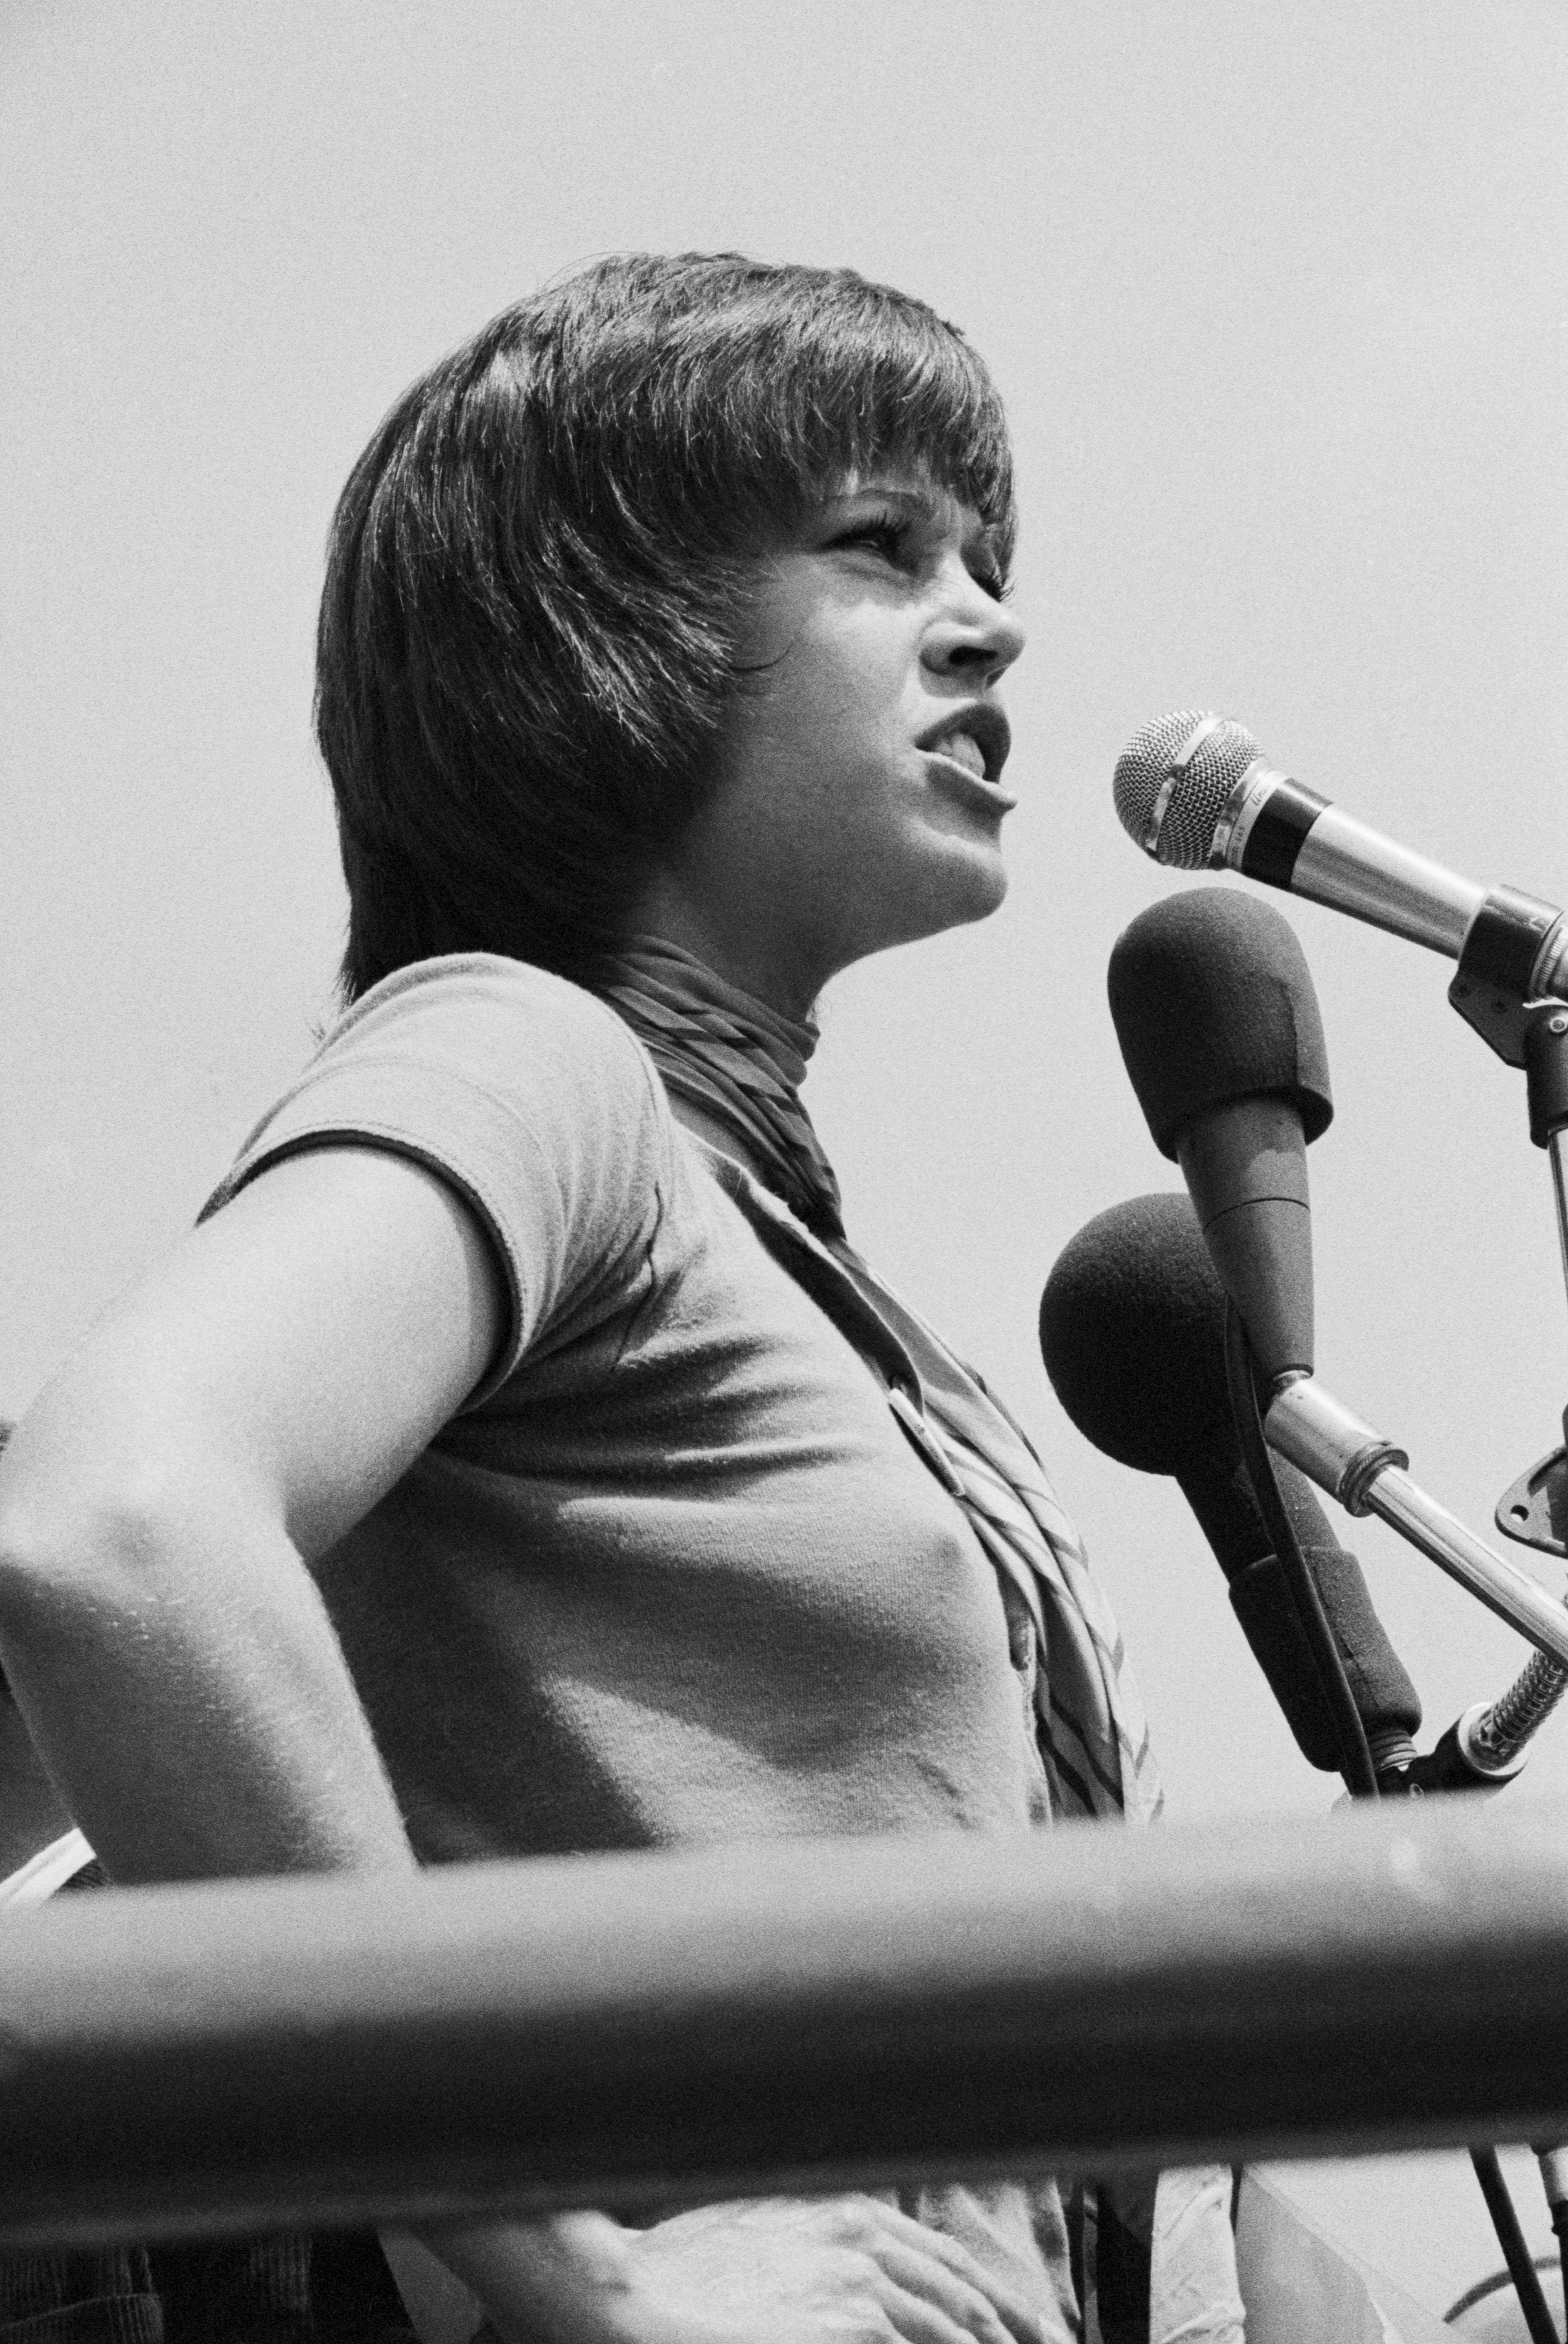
[1111,714,1568,1043]
[1040,1191,1421,1774]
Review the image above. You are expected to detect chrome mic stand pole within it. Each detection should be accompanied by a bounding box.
[1536,999,1568,1299]
[1513,1010,1568,2340]
[1536,2149,1568,2338]
[1497,1008,1568,1564]
[1549,1120,1568,1304]
[1470,2151,1560,2344]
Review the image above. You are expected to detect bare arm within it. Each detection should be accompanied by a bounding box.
[0,1148,1049,2344]
[0,1145,578,2331]
[0,1144,501,1883]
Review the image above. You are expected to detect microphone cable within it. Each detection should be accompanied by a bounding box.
[1222,1303,1379,1802]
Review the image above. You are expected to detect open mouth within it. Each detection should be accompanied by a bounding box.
[923,732,1018,811]
[917,702,1013,800]
[933,731,988,780]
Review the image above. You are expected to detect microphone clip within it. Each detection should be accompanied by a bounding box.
[1496,1434,1568,1562]
[1490,1006,1568,1562]
[1447,888,1565,1067]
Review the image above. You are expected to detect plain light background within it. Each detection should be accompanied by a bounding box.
[4,0,1567,2317]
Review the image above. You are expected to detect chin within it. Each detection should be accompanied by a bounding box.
[897,840,1009,946]
[940,835,1009,923]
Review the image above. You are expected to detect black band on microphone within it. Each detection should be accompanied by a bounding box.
[1237,778,1328,890]
[1459,885,1560,995]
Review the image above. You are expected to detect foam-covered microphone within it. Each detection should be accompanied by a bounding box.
[1041,1191,1421,1774]
[1107,887,1330,1383]
[1113,712,1568,1063]
[1107,886,1568,1688]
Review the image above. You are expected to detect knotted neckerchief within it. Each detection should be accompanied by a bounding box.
[599,937,1244,2344]
[599,934,1162,1828]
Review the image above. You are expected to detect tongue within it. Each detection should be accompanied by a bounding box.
[938,734,984,777]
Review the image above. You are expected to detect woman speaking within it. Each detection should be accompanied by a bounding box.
[0,255,1241,2343]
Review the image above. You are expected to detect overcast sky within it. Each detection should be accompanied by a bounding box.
[4,0,1567,2315]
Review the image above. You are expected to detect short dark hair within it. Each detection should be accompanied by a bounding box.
[316,252,1017,998]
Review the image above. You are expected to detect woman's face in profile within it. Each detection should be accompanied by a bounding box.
[657,465,1027,1005]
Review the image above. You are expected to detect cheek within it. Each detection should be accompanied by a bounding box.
[743,664,846,776]
[785,610,908,739]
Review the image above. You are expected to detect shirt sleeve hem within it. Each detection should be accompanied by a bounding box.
[198,1060,564,1409]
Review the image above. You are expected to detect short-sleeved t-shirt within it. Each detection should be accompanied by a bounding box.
[202,954,1052,1864]
[203,954,1079,2334]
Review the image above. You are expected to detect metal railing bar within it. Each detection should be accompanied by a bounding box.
[2,1798,1567,2250]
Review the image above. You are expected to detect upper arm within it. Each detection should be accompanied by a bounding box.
[0,964,669,1583]
[0,1144,505,1565]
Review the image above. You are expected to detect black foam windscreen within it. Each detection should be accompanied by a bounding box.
[1041,1192,1230,1480]
[1107,887,1333,1159]
[1040,1192,1420,1767]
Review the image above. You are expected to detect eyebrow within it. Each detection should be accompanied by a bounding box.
[821,484,939,517]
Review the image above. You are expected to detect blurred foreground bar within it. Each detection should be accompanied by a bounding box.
[4,1798,1568,2247]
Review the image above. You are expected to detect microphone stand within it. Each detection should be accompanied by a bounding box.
[1538,2152,1568,2338]
[1498,1006,1568,2342]
[1226,1310,1563,2342]
[1494,1008,1568,1572]
[1470,2150,1561,2344]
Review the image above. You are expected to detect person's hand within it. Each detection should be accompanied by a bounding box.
[440,2196,1058,2344]
[616,2196,1055,2343]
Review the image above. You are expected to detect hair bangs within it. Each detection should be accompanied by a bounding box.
[760,288,1016,557]
[541,257,1017,574]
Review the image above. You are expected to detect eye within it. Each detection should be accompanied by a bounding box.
[965,532,1009,601]
[829,513,914,567]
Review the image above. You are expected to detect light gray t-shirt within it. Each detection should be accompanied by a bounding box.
[203,951,1076,2333]
[205,952,1053,1861]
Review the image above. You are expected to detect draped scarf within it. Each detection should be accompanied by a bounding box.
[599,935,1246,2344]
[599,933,1162,1828]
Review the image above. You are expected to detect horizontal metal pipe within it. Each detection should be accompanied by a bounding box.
[6,1802,1568,2249]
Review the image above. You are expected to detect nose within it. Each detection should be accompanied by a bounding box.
[921,557,1026,686]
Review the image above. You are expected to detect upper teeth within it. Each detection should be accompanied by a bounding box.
[938,732,986,777]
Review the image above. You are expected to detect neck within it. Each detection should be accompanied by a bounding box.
[598,933,844,1239]
[628,879,830,1025]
